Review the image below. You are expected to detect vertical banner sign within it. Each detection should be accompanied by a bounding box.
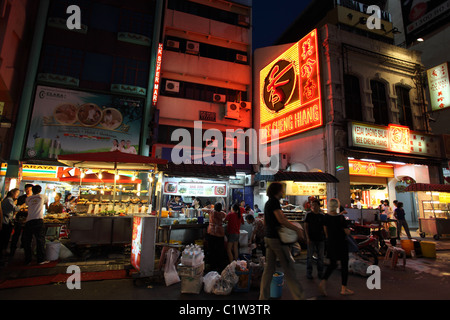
[152,43,164,106]
[427,62,450,111]
[260,29,323,144]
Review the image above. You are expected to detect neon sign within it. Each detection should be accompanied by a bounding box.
[389,124,410,153]
[260,29,323,143]
[152,43,164,106]
[349,160,394,178]
[427,62,450,111]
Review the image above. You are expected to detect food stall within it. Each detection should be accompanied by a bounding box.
[405,183,450,240]
[255,171,339,222]
[155,163,236,244]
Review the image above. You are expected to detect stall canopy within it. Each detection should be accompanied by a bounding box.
[59,172,141,185]
[404,184,450,192]
[58,151,168,170]
[157,163,236,179]
[255,171,339,183]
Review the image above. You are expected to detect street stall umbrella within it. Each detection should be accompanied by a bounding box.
[58,151,168,203]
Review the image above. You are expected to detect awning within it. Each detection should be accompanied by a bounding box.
[404,184,450,193]
[344,148,444,166]
[157,163,236,179]
[255,171,339,183]
[58,151,168,170]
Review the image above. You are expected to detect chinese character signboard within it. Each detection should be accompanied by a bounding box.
[260,29,323,144]
[24,86,143,161]
[349,122,442,158]
[427,62,450,111]
[349,160,394,178]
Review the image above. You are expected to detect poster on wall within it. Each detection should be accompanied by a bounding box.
[23,85,144,161]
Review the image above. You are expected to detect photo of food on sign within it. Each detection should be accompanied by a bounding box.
[24,85,143,161]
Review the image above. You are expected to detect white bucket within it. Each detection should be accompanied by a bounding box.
[46,241,61,261]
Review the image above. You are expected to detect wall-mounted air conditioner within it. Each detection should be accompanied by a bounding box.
[213,94,226,103]
[235,54,248,63]
[239,101,251,110]
[224,102,240,120]
[166,40,180,50]
[165,80,180,93]
[186,41,200,55]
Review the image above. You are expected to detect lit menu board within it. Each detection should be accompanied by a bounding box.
[163,178,227,197]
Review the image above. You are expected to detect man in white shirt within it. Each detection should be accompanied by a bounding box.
[24,185,49,265]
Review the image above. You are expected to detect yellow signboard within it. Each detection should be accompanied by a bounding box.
[285,182,326,196]
[439,193,450,203]
[349,160,394,178]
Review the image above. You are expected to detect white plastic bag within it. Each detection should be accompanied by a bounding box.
[164,248,181,286]
[348,253,371,277]
[212,261,239,296]
[203,271,220,294]
[59,243,74,260]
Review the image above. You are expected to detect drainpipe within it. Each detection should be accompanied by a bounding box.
[140,0,165,156]
[5,0,50,187]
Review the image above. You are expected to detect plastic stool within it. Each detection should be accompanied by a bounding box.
[383,246,406,269]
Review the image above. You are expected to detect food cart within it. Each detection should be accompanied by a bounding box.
[155,163,236,244]
[405,183,450,240]
[58,151,168,277]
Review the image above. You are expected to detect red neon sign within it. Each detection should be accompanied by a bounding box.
[152,43,164,106]
[260,29,322,143]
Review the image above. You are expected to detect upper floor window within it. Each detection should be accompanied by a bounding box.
[396,86,414,128]
[112,58,149,88]
[370,80,389,126]
[344,74,363,121]
[40,45,84,79]
[167,0,248,28]
[119,9,154,37]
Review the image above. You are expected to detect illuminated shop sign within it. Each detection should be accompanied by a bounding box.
[152,43,164,106]
[427,62,450,111]
[349,160,394,178]
[349,122,442,157]
[260,29,323,144]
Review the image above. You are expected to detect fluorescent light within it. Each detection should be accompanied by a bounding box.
[386,161,406,165]
[348,157,355,160]
[417,38,424,42]
[361,159,381,163]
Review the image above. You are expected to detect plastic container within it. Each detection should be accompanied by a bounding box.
[270,272,284,299]
[234,269,252,293]
[401,239,414,257]
[46,241,61,261]
[420,241,437,259]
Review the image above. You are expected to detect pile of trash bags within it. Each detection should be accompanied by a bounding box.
[348,253,372,277]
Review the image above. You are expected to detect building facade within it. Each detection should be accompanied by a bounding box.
[253,0,446,226]
[5,0,163,190]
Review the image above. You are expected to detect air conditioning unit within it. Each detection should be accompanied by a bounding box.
[224,102,240,120]
[166,40,180,50]
[235,54,248,63]
[245,175,254,187]
[213,94,226,103]
[238,14,250,27]
[239,101,251,110]
[165,80,180,93]
[259,180,267,190]
[186,41,200,55]
[279,153,288,170]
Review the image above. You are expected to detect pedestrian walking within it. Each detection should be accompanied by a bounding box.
[394,202,412,239]
[24,185,49,265]
[259,182,304,300]
[304,199,325,279]
[319,198,354,296]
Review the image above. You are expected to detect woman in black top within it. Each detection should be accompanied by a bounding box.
[259,182,304,300]
[319,198,354,296]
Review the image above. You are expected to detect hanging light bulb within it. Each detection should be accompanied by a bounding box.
[98,171,103,179]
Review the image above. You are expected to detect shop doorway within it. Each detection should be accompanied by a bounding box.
[395,181,418,228]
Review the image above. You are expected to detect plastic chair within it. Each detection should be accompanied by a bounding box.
[383,246,406,269]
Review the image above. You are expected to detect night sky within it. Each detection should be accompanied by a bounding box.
[252,0,313,50]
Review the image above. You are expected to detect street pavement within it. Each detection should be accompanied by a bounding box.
[0,244,449,300]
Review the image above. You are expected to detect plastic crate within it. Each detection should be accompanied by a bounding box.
[234,269,252,293]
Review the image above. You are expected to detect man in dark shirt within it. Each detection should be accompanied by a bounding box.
[168,196,185,212]
[304,199,326,279]
[10,184,33,258]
